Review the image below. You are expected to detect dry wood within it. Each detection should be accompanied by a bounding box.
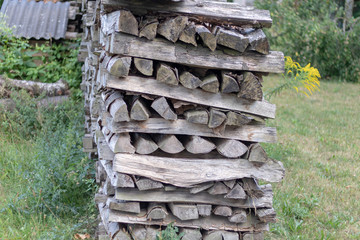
[197,204,212,217]
[196,25,217,51]
[214,27,249,53]
[204,231,239,240]
[221,231,240,240]
[114,154,285,186]
[98,141,115,160]
[200,74,220,93]
[221,72,240,93]
[145,226,160,240]
[243,232,264,240]
[247,143,269,164]
[151,97,177,120]
[115,185,273,208]
[214,139,248,158]
[107,198,141,214]
[164,185,177,191]
[133,133,158,154]
[171,100,197,115]
[190,182,215,194]
[100,160,135,188]
[147,203,168,220]
[208,182,230,195]
[139,17,159,40]
[256,208,276,223]
[103,177,115,196]
[246,28,270,55]
[101,0,273,28]
[105,56,132,77]
[95,193,108,204]
[153,134,184,154]
[241,178,265,198]
[184,109,209,125]
[82,134,94,149]
[208,108,226,128]
[107,33,285,73]
[128,224,146,240]
[103,74,277,119]
[213,206,232,217]
[156,63,179,86]
[179,71,202,89]
[225,183,247,199]
[223,180,236,189]
[130,97,151,121]
[107,118,277,143]
[135,177,164,191]
[180,228,202,240]
[102,127,135,153]
[225,111,252,126]
[228,208,247,223]
[101,10,138,36]
[104,92,130,122]
[157,16,188,43]
[183,136,216,154]
[114,229,132,240]
[134,58,153,76]
[179,23,197,46]
[237,72,263,101]
[169,203,199,220]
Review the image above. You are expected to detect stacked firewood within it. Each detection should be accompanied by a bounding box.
[80,1,285,239]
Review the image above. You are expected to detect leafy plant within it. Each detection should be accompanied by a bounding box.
[157,223,184,240]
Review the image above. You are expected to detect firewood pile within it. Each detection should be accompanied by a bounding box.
[80,1,285,239]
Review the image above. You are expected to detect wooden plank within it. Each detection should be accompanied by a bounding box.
[107,33,284,73]
[100,0,273,28]
[114,154,285,186]
[115,186,273,208]
[107,118,277,143]
[103,73,276,119]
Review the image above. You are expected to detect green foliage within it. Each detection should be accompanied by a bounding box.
[157,223,184,240]
[255,0,360,82]
[0,18,82,89]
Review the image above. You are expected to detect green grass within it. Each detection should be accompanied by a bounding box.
[263,77,360,239]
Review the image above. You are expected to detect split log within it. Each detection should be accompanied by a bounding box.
[104,92,130,122]
[164,185,177,191]
[100,160,135,188]
[134,58,154,76]
[107,198,141,214]
[96,161,107,184]
[133,133,158,154]
[213,139,248,158]
[225,111,252,126]
[82,134,94,149]
[102,128,135,153]
[130,97,151,121]
[213,206,232,217]
[256,208,276,223]
[221,231,239,240]
[208,108,226,128]
[113,229,132,240]
[243,233,264,240]
[101,10,138,36]
[103,73,277,119]
[114,154,285,186]
[196,25,217,51]
[197,204,212,217]
[103,177,115,196]
[200,74,219,93]
[169,203,199,220]
[147,203,168,220]
[241,178,265,198]
[246,28,270,54]
[153,134,184,154]
[179,71,202,89]
[107,33,285,73]
[157,16,188,42]
[247,143,269,164]
[208,182,230,195]
[139,17,159,40]
[223,180,236,189]
[214,27,249,53]
[156,63,179,86]
[128,224,147,240]
[145,226,160,240]
[180,228,202,240]
[179,23,197,46]
[171,100,197,115]
[228,209,247,223]
[98,141,115,160]
[184,109,209,125]
[203,231,222,240]
[190,182,214,194]
[95,193,108,204]
[225,183,247,199]
[221,72,240,93]
[105,56,132,77]
[135,177,164,191]
[151,97,177,120]
[116,185,274,208]
[183,136,216,154]
[237,72,263,101]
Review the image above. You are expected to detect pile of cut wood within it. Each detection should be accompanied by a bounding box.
[80,1,285,239]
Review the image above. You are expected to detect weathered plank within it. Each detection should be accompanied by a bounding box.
[114,154,285,186]
[107,198,141,214]
[106,33,284,73]
[100,0,273,28]
[103,73,276,119]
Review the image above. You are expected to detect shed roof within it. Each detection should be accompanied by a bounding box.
[0,0,70,39]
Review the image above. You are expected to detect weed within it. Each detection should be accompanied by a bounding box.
[157,223,184,240]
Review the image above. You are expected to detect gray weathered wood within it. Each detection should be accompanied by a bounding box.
[208,182,230,195]
[237,72,263,101]
[100,160,135,188]
[95,193,108,204]
[169,203,199,220]
[130,98,151,121]
[247,143,269,164]
[171,100,197,115]
[109,98,130,122]
[157,16,188,42]
[135,177,164,191]
[200,74,219,93]
[100,0,273,28]
[214,27,249,53]
[225,183,247,199]
[101,10,138,36]
[179,71,202,89]
[134,58,154,76]
[190,182,214,194]
[222,231,240,240]
[105,56,132,77]
[107,33,284,73]
[221,72,240,93]
[223,180,236,189]
[208,108,226,128]
[107,198,141,214]
[225,111,252,126]
[213,206,232,217]
[147,203,168,220]
[241,178,265,198]
[246,28,270,55]
[256,208,276,223]
[128,224,146,240]
[153,134,184,154]
[133,133,158,154]
[243,232,264,240]
[103,73,276,118]
[203,231,222,240]
[184,109,209,125]
[180,228,202,240]
[197,204,212,217]
[214,139,248,158]
[139,17,159,40]
[151,97,177,120]
[102,128,135,153]
[103,177,115,196]
[115,185,273,208]
[196,25,217,51]
[179,23,197,46]
[114,154,285,186]
[156,63,179,86]
[228,208,247,223]
[183,136,216,154]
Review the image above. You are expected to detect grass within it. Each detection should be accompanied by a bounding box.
[263,77,360,239]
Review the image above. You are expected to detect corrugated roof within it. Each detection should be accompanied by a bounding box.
[0,0,70,40]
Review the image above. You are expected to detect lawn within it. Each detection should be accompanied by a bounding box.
[263,77,360,239]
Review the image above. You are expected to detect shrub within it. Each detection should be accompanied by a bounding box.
[255,0,360,82]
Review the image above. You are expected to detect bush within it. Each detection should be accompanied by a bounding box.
[255,0,360,82]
